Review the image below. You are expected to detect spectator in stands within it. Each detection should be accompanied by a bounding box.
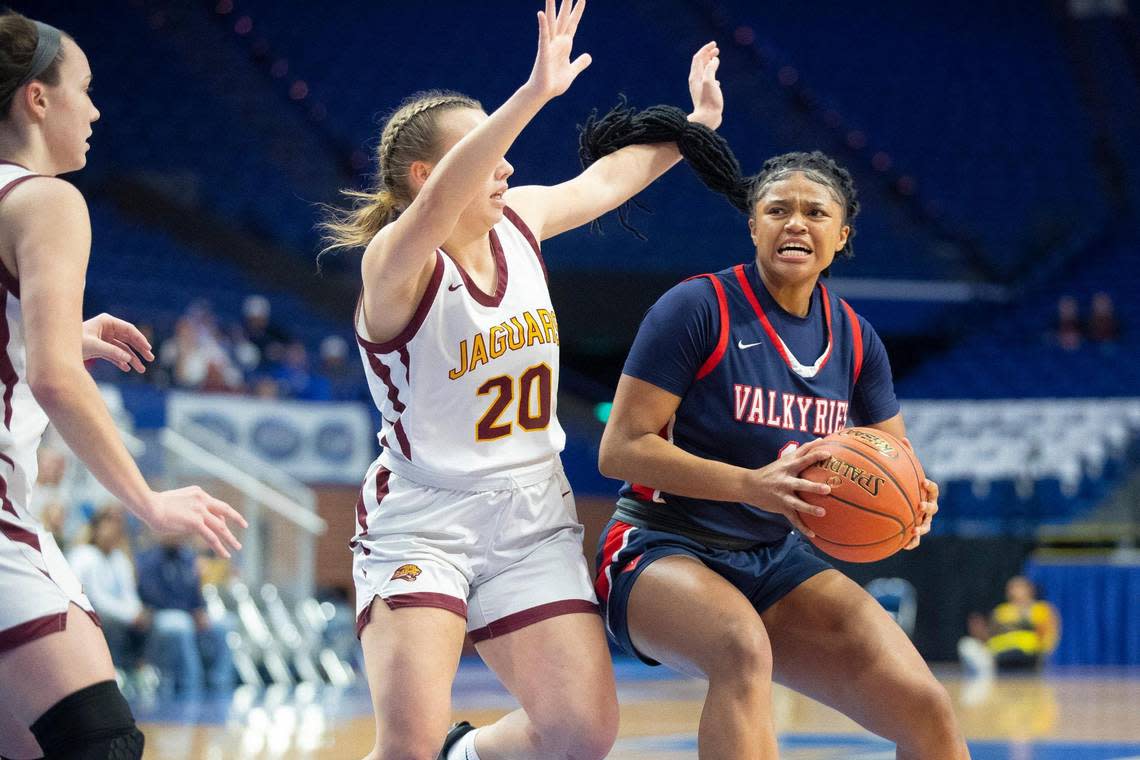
[136,536,234,697]
[317,335,365,401]
[271,340,320,399]
[1051,295,1082,351]
[67,508,151,673]
[958,576,1060,677]
[159,301,243,392]
[241,294,289,369]
[1086,291,1120,344]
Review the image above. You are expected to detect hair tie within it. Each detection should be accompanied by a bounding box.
[17,21,63,89]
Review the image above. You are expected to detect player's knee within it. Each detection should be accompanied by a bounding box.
[905,678,960,743]
[706,618,772,682]
[529,693,619,760]
[373,721,444,760]
[29,680,144,759]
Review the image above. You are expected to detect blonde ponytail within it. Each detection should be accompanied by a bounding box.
[317,187,400,256]
[316,90,481,258]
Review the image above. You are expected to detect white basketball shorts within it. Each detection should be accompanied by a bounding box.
[351,457,597,642]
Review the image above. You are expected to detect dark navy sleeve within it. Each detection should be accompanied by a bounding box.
[622,278,718,398]
[850,316,900,425]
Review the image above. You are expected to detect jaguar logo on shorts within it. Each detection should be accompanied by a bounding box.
[391,564,422,582]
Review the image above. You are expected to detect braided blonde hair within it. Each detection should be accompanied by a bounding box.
[319,89,482,254]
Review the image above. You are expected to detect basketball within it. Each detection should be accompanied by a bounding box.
[798,427,925,563]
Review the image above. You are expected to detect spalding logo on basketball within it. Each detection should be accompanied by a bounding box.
[798,427,925,563]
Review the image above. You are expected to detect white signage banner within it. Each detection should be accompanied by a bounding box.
[166,392,375,484]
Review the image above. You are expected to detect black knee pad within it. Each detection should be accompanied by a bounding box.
[29,681,144,759]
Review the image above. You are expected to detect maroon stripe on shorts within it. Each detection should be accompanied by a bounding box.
[468,599,599,643]
[0,611,65,654]
[0,607,102,656]
[355,592,468,638]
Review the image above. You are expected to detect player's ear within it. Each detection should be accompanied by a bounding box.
[748,216,759,247]
[408,160,433,193]
[836,225,850,254]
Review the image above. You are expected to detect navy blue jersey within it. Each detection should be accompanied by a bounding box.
[618,262,899,544]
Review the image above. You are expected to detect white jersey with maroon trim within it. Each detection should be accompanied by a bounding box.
[0,162,96,651]
[0,163,51,532]
[356,207,565,487]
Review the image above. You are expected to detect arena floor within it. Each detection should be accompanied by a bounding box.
[136,658,1140,759]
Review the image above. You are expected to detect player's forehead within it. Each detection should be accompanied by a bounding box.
[756,171,843,208]
[59,36,91,82]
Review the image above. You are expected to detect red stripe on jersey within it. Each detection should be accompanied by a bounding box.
[391,420,412,460]
[355,253,444,354]
[366,352,406,414]
[447,228,509,307]
[0,454,16,517]
[364,351,413,460]
[841,299,864,384]
[695,275,730,380]
[502,206,547,281]
[0,290,17,429]
[594,520,635,603]
[735,266,834,374]
[0,173,38,298]
[0,518,41,553]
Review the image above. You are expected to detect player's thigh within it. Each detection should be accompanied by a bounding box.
[359,596,467,739]
[0,603,116,728]
[475,610,617,735]
[628,554,773,681]
[759,569,943,726]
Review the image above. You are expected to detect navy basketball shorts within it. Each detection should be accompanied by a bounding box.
[594,519,833,665]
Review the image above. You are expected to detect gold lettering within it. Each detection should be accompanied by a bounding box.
[469,333,489,370]
[507,316,527,350]
[524,311,545,346]
[489,324,507,359]
[448,340,469,380]
[539,309,560,345]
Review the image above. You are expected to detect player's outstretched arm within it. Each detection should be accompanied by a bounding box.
[10,179,245,558]
[364,0,591,316]
[506,41,722,240]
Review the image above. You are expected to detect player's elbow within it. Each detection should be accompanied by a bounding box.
[597,429,631,480]
[29,365,83,412]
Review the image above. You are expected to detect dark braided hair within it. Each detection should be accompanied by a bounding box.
[580,101,859,262]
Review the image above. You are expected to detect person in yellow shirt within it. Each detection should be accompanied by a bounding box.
[986,576,1061,670]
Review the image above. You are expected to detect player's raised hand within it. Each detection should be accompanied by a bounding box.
[742,437,833,537]
[527,0,591,101]
[81,312,154,373]
[687,41,723,130]
[143,486,248,559]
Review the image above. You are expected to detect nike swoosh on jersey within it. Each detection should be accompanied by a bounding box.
[448,283,463,292]
[737,339,764,350]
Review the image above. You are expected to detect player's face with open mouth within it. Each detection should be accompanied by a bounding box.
[748,172,849,284]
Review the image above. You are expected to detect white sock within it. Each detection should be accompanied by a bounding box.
[445,727,481,760]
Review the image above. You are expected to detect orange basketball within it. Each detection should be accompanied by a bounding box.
[797,427,925,563]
